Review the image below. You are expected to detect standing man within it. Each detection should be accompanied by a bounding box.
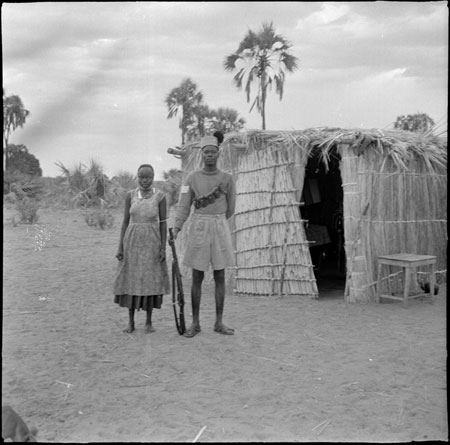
[172,133,236,338]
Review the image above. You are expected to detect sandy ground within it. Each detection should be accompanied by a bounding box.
[2,207,448,443]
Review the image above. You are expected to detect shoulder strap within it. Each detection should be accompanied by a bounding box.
[155,188,166,202]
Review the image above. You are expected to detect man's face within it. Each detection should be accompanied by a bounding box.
[202,145,219,167]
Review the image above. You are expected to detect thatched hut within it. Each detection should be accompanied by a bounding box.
[168,128,447,303]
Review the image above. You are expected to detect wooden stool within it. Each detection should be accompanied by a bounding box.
[376,253,437,307]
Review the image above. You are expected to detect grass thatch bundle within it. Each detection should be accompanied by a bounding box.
[170,127,447,302]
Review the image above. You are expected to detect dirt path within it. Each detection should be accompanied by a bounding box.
[2,207,447,442]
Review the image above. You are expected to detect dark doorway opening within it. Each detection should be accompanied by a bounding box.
[300,146,345,297]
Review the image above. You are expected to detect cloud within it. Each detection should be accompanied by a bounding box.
[356,67,409,86]
[298,2,350,27]
[290,0,448,87]
[2,2,447,178]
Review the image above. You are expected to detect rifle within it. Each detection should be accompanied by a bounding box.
[168,228,186,335]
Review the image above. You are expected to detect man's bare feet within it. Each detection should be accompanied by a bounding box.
[214,323,234,335]
[184,324,201,338]
[123,323,135,333]
[144,324,155,334]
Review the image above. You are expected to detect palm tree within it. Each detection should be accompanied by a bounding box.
[224,22,298,130]
[165,78,204,145]
[3,90,31,170]
[55,159,112,208]
[186,103,212,142]
[209,107,246,134]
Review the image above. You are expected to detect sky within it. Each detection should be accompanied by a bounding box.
[2,1,448,179]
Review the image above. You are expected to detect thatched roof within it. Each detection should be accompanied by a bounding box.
[168,127,447,302]
[172,127,447,174]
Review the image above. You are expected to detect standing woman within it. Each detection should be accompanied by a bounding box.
[114,164,169,333]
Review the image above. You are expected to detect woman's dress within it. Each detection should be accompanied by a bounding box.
[114,188,169,310]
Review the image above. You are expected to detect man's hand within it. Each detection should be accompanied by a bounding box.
[159,248,166,262]
[172,227,181,240]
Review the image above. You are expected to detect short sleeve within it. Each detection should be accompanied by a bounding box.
[155,189,166,203]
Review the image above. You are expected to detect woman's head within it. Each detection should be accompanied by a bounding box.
[137,164,154,189]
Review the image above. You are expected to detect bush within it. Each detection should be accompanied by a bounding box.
[15,196,39,224]
[39,176,75,209]
[4,170,43,199]
[84,209,114,230]
[53,160,132,210]
[4,192,16,205]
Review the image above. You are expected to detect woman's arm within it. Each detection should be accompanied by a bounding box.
[116,191,132,260]
[159,195,167,262]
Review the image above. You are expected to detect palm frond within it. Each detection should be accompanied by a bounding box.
[54,161,71,177]
[223,22,299,128]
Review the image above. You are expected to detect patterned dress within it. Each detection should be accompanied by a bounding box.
[114,188,169,310]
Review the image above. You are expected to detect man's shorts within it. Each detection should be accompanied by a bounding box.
[183,213,235,271]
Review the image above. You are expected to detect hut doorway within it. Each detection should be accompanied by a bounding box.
[300,146,346,297]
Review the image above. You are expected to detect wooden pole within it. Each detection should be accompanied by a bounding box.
[344,202,370,298]
[279,207,290,297]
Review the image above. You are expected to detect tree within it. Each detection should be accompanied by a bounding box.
[165,79,204,145]
[208,107,246,134]
[7,144,42,177]
[186,105,246,141]
[3,145,43,197]
[186,103,212,142]
[3,90,31,170]
[394,113,435,133]
[224,22,298,130]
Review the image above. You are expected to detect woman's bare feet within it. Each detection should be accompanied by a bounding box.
[123,322,135,333]
[144,324,155,334]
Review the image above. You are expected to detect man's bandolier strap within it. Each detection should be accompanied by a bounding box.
[193,184,225,209]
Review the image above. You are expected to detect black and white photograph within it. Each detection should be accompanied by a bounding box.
[2,1,447,442]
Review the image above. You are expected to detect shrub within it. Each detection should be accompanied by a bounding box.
[39,176,72,209]
[15,196,39,224]
[4,170,43,199]
[55,160,130,210]
[4,192,16,205]
[84,209,114,230]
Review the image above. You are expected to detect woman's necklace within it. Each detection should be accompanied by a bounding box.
[138,187,154,200]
